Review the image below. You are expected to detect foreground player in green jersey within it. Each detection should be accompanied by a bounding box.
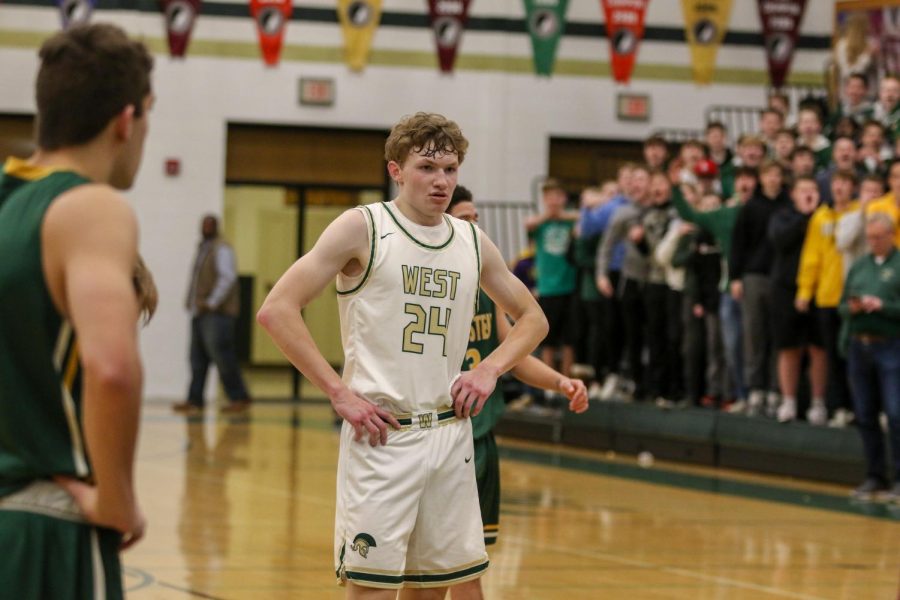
[0,24,154,599]
[447,186,589,600]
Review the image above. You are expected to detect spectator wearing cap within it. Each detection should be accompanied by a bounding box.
[675,140,706,186]
[705,122,733,169]
[816,137,860,206]
[721,134,767,199]
[840,212,900,502]
[797,170,859,427]
[768,177,827,423]
[694,158,722,196]
[729,160,790,416]
[672,167,759,408]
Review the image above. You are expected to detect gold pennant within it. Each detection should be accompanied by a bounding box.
[681,0,733,85]
[337,0,383,71]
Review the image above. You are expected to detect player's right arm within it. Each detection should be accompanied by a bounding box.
[42,184,145,548]
[257,210,400,446]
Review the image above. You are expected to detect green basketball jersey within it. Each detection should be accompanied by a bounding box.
[0,158,92,497]
[462,289,505,440]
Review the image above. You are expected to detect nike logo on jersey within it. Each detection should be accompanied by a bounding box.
[465,456,472,463]
[380,232,394,239]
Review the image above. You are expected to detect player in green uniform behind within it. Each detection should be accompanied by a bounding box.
[447,187,589,599]
[0,24,154,599]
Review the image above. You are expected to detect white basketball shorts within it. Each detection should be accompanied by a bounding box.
[334,409,488,589]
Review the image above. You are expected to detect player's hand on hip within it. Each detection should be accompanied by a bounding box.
[451,367,497,419]
[558,377,589,413]
[332,389,400,446]
[53,475,146,550]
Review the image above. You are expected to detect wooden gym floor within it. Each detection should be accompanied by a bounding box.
[124,401,900,599]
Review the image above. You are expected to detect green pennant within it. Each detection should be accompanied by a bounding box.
[522,0,570,76]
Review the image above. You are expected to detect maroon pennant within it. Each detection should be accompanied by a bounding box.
[161,0,201,58]
[757,0,807,88]
[427,0,472,73]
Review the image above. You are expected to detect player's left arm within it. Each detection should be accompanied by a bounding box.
[497,313,588,414]
[451,232,548,418]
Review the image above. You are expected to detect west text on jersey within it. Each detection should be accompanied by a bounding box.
[402,265,461,300]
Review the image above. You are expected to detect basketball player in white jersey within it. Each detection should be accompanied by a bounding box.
[258,113,548,599]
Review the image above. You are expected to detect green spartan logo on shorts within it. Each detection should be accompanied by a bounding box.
[351,533,377,558]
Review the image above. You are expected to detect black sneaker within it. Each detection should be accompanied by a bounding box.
[850,478,889,501]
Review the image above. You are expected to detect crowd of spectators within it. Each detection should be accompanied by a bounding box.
[522,75,900,500]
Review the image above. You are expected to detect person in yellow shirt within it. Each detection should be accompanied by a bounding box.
[796,170,859,426]
[865,159,900,246]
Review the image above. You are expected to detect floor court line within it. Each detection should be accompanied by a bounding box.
[506,536,830,600]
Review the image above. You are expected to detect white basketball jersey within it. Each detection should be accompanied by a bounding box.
[336,201,481,415]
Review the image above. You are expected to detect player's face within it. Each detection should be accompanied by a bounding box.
[110,93,153,190]
[390,149,459,223]
[449,200,478,223]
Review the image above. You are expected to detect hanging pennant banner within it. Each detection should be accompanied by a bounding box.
[681,0,733,85]
[757,0,807,88]
[161,0,201,58]
[601,0,650,84]
[57,0,94,30]
[337,0,383,72]
[522,0,570,76]
[428,0,472,74]
[250,0,292,66]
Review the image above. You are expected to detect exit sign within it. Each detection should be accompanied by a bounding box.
[616,93,650,122]
[299,78,335,107]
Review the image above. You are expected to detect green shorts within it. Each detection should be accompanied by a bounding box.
[0,481,123,600]
[473,432,500,545]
